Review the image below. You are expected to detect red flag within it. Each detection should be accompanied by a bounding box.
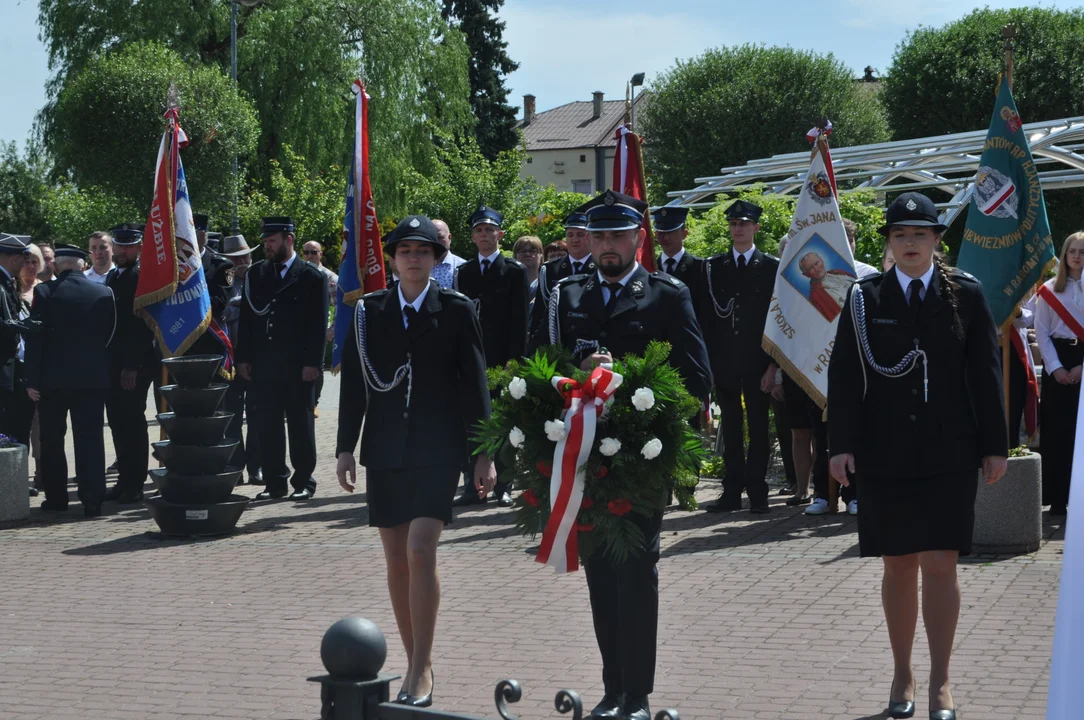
[353,80,386,294]
[137,110,180,307]
[613,125,656,272]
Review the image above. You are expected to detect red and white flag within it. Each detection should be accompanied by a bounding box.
[613,125,656,272]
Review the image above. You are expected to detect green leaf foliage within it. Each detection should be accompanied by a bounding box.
[41,183,141,248]
[504,186,589,246]
[640,45,890,203]
[46,41,259,222]
[0,142,52,241]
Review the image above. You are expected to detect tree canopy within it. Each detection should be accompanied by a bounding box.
[639,45,890,202]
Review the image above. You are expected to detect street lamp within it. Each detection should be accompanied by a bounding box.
[629,72,645,130]
[229,0,260,234]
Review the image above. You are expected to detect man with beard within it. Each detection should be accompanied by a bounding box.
[528,189,711,720]
[528,210,595,335]
[799,251,855,323]
[103,224,158,504]
[238,217,328,501]
[220,234,261,485]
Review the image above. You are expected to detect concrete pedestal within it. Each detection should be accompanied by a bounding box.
[0,444,30,523]
[973,453,1042,554]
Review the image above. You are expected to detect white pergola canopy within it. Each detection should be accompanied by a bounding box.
[664,116,1084,229]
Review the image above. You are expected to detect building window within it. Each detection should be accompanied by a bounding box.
[526,156,533,164]
[580,154,586,163]
[572,179,592,194]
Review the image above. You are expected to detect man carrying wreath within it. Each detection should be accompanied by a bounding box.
[528,189,711,720]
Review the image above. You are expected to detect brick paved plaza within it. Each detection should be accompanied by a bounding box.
[0,374,1066,720]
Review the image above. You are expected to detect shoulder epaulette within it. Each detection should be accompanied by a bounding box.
[361,287,390,300]
[439,287,470,301]
[558,273,587,285]
[650,271,686,289]
[952,268,978,282]
[507,258,526,269]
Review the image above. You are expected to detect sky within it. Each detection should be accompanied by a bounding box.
[2,0,1083,148]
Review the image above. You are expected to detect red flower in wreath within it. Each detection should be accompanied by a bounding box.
[577,522,595,532]
[522,489,541,507]
[580,496,594,510]
[595,465,609,479]
[607,498,633,516]
[537,460,552,477]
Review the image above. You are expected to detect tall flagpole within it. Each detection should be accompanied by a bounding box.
[1000,23,1015,437]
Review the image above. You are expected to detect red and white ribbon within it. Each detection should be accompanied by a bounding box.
[536,366,624,573]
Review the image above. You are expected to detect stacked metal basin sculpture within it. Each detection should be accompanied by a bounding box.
[146,355,249,536]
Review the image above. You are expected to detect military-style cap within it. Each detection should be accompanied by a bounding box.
[192,214,210,232]
[878,192,947,236]
[0,233,31,254]
[563,211,588,230]
[469,205,503,229]
[206,232,223,252]
[385,215,447,261]
[652,206,689,232]
[260,216,295,238]
[580,189,648,232]
[110,223,144,246]
[54,244,87,261]
[220,234,253,257]
[725,200,763,223]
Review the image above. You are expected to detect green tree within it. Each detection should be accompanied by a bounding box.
[442,0,520,159]
[404,132,533,257]
[0,142,52,241]
[504,187,589,245]
[46,41,259,221]
[41,184,141,247]
[640,45,890,202]
[38,0,474,214]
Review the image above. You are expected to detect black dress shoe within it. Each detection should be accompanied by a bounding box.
[619,694,650,720]
[255,489,289,500]
[40,500,67,512]
[103,485,123,502]
[106,461,119,475]
[83,505,102,518]
[785,494,811,506]
[707,496,742,513]
[29,487,38,497]
[1049,505,1067,517]
[289,487,314,501]
[496,491,513,507]
[929,710,956,720]
[452,492,486,507]
[403,669,434,708]
[117,490,144,505]
[248,471,264,486]
[886,698,916,718]
[749,504,771,514]
[589,693,623,718]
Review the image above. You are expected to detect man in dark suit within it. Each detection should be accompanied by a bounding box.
[451,205,529,507]
[189,214,235,367]
[653,207,705,304]
[528,210,596,336]
[0,234,35,453]
[103,224,158,504]
[25,245,116,517]
[529,190,711,720]
[237,217,329,501]
[701,200,780,514]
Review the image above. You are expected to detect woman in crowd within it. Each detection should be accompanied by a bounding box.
[1035,231,1084,517]
[336,215,495,708]
[543,239,568,262]
[513,235,543,293]
[18,243,43,490]
[829,193,1007,720]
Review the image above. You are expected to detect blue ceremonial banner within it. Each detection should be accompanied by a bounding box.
[332,152,360,373]
[957,75,1056,329]
[135,109,212,357]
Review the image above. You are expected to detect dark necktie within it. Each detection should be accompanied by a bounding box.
[603,282,623,315]
[737,254,747,272]
[573,261,583,275]
[274,262,285,282]
[665,257,676,275]
[481,258,491,276]
[908,278,924,323]
[403,305,417,329]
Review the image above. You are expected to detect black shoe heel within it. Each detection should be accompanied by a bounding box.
[887,698,915,718]
[404,669,434,708]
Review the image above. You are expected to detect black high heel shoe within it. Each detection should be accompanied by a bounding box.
[929,710,956,720]
[886,698,915,718]
[403,669,434,708]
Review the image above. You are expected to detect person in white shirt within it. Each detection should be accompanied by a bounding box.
[83,231,115,283]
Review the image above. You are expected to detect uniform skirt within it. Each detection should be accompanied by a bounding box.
[365,464,462,528]
[857,471,978,557]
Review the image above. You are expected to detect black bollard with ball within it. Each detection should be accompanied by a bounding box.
[308,616,399,719]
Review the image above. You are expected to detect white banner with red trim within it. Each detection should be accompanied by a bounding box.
[536,366,623,574]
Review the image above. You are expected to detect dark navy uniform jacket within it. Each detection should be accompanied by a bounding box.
[828,268,1008,479]
[455,254,529,369]
[700,248,778,381]
[104,265,158,380]
[529,254,597,335]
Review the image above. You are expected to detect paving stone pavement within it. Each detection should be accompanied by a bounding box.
[0,373,1066,720]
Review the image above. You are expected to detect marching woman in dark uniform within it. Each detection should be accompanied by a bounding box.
[336,215,496,708]
[829,193,1007,720]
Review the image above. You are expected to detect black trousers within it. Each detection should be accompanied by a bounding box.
[224,376,261,474]
[39,389,108,509]
[106,374,152,494]
[771,396,796,488]
[584,510,662,697]
[813,411,856,504]
[1040,339,1083,511]
[718,372,771,505]
[0,362,35,446]
[251,377,317,494]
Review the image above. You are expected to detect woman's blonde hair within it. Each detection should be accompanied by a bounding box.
[513,235,543,256]
[19,243,44,294]
[1053,231,1084,293]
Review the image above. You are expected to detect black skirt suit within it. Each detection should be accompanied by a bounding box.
[828,268,1008,557]
[336,281,491,527]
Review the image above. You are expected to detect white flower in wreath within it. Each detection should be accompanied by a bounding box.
[641,438,663,460]
[508,427,525,448]
[508,377,527,400]
[599,437,622,457]
[544,420,567,442]
[631,387,656,411]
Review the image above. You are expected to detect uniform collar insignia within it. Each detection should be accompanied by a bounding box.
[630,279,644,294]
[584,279,596,291]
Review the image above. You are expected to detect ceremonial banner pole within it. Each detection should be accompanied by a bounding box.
[1001,24,1016,432]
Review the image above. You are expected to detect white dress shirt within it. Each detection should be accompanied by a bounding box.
[1036,276,1084,373]
[598,263,640,305]
[660,249,685,272]
[277,254,296,278]
[477,251,501,270]
[84,264,115,283]
[855,260,880,279]
[568,254,592,274]
[398,283,426,328]
[895,264,935,304]
[732,246,756,264]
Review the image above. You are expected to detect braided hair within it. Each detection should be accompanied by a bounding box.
[932,253,964,339]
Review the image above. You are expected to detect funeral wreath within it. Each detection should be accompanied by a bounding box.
[474,341,704,567]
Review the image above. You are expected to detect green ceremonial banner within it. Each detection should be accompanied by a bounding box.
[957,75,1056,330]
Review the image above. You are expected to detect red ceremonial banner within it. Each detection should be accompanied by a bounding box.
[353,80,386,295]
[136,110,180,306]
[613,125,656,273]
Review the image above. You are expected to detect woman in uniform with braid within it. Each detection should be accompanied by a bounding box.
[828,193,1007,720]
[336,215,496,708]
